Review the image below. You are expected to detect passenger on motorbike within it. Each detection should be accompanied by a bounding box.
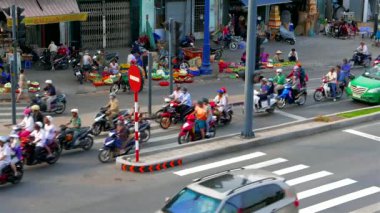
[42,80,56,112]
[9,134,21,176]
[18,108,34,138]
[194,100,207,139]
[44,116,56,157]
[104,93,120,129]
[0,136,12,174]
[274,68,286,94]
[202,98,213,135]
[65,109,81,147]
[30,122,51,158]
[257,78,270,108]
[170,85,183,101]
[116,120,128,154]
[31,105,44,125]
[342,58,351,74]
[178,87,192,119]
[213,89,227,117]
[326,67,338,102]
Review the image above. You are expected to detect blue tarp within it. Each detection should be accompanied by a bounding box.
[241,0,291,6]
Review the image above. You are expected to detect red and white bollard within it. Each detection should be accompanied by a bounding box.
[134,92,139,162]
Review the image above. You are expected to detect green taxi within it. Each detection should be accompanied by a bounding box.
[346,66,380,103]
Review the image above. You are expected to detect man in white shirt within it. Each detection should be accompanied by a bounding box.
[81,51,93,81]
[48,41,58,70]
[0,136,12,171]
[357,41,369,55]
[30,122,52,158]
[127,51,137,64]
[325,67,337,101]
[170,85,183,101]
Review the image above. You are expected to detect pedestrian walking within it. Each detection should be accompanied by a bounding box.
[16,69,28,103]
[48,41,58,70]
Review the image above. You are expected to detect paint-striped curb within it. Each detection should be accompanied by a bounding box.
[120,159,183,173]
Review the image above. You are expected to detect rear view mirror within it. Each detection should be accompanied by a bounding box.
[165,197,171,203]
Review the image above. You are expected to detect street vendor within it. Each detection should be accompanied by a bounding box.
[273,50,284,63]
[109,59,119,75]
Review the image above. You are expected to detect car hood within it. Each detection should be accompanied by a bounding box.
[351,76,380,89]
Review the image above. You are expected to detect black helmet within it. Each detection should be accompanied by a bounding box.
[202,97,209,104]
[197,100,203,105]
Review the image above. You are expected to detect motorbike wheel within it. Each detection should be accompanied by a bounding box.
[266,107,275,113]
[208,126,216,138]
[224,112,233,124]
[178,132,191,144]
[275,35,282,42]
[11,165,23,184]
[313,91,324,102]
[81,136,94,151]
[154,109,164,123]
[229,42,238,51]
[140,129,151,143]
[336,89,343,99]
[98,149,113,163]
[276,99,286,109]
[297,94,307,106]
[78,76,83,85]
[214,51,223,60]
[110,84,120,94]
[46,146,61,165]
[160,117,172,129]
[92,123,102,136]
[54,102,66,114]
[289,39,295,45]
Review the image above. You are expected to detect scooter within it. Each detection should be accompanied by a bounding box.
[313,77,344,102]
[21,138,61,166]
[0,161,23,185]
[276,83,307,109]
[350,50,372,67]
[160,101,194,129]
[124,119,151,143]
[56,125,94,152]
[98,131,135,163]
[91,108,131,136]
[275,26,296,45]
[177,114,216,144]
[210,101,233,125]
[154,97,173,123]
[253,90,277,113]
[30,93,67,114]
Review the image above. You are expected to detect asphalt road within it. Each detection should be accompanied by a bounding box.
[2,122,379,213]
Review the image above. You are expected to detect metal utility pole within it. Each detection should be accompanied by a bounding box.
[199,0,212,75]
[241,0,257,138]
[148,52,153,116]
[102,0,106,49]
[10,5,18,125]
[373,0,379,38]
[168,18,174,94]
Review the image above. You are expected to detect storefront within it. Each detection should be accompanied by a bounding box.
[0,0,87,48]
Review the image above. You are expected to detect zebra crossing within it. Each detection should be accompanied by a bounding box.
[172,151,380,213]
[0,102,28,124]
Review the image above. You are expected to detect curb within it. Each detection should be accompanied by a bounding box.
[116,106,380,173]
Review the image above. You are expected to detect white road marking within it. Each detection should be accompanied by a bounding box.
[174,152,266,176]
[275,110,307,121]
[299,186,380,213]
[286,171,333,186]
[350,202,380,213]
[297,178,357,200]
[244,158,288,169]
[343,129,380,142]
[273,164,309,175]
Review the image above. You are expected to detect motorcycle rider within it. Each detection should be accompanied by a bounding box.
[31,105,44,125]
[18,108,34,138]
[0,136,12,174]
[44,116,56,157]
[178,87,192,120]
[326,67,338,102]
[9,134,21,176]
[257,78,270,108]
[357,41,369,56]
[29,122,51,158]
[43,80,56,112]
[65,109,82,147]
[274,68,286,94]
[214,89,227,117]
[342,58,351,74]
[170,85,182,101]
[202,98,213,135]
[104,93,120,129]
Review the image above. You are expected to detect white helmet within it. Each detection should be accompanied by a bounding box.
[276,68,283,73]
[45,115,53,122]
[71,108,79,113]
[45,80,53,84]
[35,122,43,128]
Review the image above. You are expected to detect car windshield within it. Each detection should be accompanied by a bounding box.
[363,66,380,80]
[162,188,221,213]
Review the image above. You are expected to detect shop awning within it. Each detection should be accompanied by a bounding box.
[1,0,88,26]
[241,0,292,7]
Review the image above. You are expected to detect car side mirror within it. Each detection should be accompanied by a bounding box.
[165,197,171,203]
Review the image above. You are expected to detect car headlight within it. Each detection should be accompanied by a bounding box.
[367,88,380,93]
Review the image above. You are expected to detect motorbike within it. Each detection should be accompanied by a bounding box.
[159,101,195,129]
[98,131,136,163]
[91,108,131,136]
[180,35,195,48]
[21,138,61,166]
[350,51,372,67]
[109,73,130,94]
[69,57,84,84]
[213,33,241,51]
[38,49,69,70]
[275,26,296,45]
[0,161,23,185]
[210,47,223,61]
[209,101,233,125]
[124,119,151,143]
[276,83,307,109]
[253,90,277,113]
[30,93,67,114]
[56,125,94,152]
[93,51,119,66]
[313,77,344,102]
[178,114,216,144]
[154,97,174,123]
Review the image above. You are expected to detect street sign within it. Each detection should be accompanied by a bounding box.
[128,65,142,93]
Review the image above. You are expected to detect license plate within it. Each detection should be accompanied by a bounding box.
[353,93,361,98]
[76,71,81,76]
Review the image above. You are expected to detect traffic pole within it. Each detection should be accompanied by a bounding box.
[134,91,139,162]
[148,53,153,116]
[168,18,174,94]
[11,5,17,125]
[241,0,257,138]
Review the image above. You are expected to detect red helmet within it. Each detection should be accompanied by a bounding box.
[221,87,227,93]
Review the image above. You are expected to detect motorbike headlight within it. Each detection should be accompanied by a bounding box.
[183,123,190,128]
[170,103,174,107]
[367,88,380,93]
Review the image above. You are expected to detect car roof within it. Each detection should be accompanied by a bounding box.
[187,168,285,200]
